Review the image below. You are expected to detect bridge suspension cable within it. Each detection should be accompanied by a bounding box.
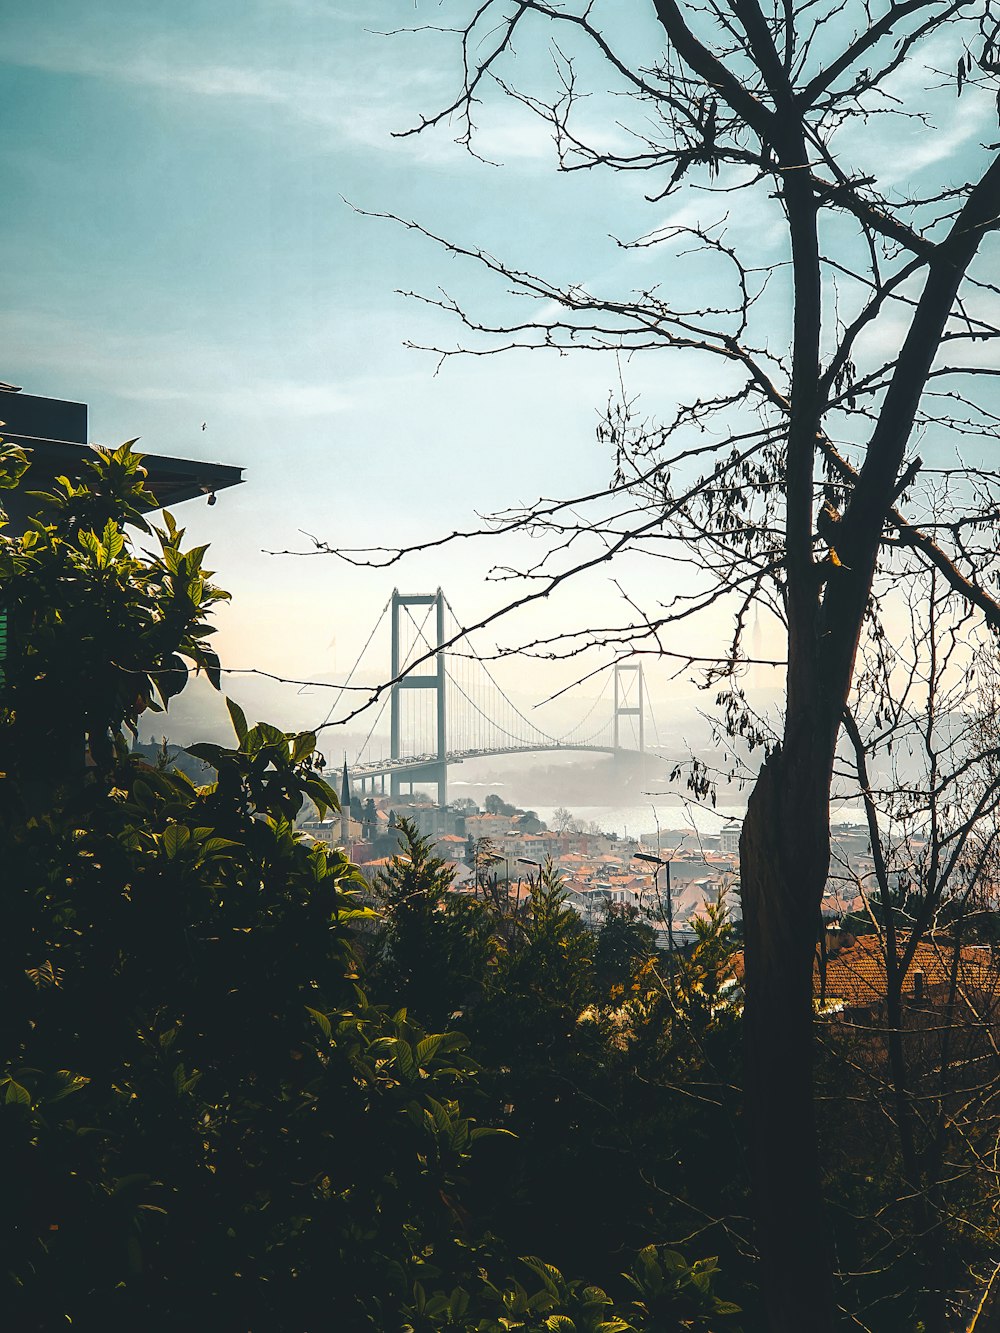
[442,596,556,748]
[316,594,392,732]
[643,664,662,750]
[557,669,615,748]
[320,589,654,801]
[354,691,390,767]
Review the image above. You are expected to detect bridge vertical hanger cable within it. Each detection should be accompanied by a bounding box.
[408,597,551,750]
[442,596,557,746]
[347,592,652,787]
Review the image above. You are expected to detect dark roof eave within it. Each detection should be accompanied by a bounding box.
[5,434,244,512]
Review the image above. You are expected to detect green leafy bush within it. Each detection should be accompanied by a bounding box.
[0,442,742,1330]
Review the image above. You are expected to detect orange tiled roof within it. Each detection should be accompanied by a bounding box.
[819,935,998,1008]
[729,934,1000,1011]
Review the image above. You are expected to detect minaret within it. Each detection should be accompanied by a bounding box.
[340,759,351,848]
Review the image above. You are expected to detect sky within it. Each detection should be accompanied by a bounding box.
[3,0,996,756]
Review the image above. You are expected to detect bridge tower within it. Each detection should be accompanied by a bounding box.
[390,589,448,806]
[613,660,645,752]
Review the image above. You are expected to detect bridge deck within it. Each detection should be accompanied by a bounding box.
[346,742,655,781]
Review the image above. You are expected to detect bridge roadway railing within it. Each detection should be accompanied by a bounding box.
[346,741,640,782]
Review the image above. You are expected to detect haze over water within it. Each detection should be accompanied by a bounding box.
[531,802,866,841]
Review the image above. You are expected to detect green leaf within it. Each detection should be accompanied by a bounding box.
[199,836,240,856]
[78,528,102,560]
[292,731,317,764]
[172,1064,201,1095]
[306,1007,332,1039]
[660,1249,686,1273]
[48,1071,90,1103]
[425,1096,453,1136]
[246,721,288,756]
[162,824,191,858]
[131,778,160,811]
[101,519,125,561]
[226,697,249,743]
[449,1288,470,1319]
[4,1079,31,1107]
[416,1034,446,1066]
[522,1258,562,1298]
[304,775,339,817]
[0,443,30,490]
[394,1039,416,1081]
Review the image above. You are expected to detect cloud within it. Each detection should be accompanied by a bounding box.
[123,378,355,417]
[644,167,785,255]
[0,22,456,157]
[2,9,656,173]
[883,98,991,185]
[1,25,565,169]
[1,307,364,433]
[834,29,995,188]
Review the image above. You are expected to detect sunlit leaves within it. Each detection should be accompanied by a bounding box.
[0,441,30,493]
[187,715,339,824]
[2,1077,31,1107]
[624,1245,741,1326]
[0,436,746,1329]
[225,695,248,744]
[0,441,232,783]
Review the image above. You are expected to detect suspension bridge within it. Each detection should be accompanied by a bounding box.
[322,590,660,806]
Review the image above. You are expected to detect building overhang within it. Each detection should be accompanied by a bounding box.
[0,388,243,526]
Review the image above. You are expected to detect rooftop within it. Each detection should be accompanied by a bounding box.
[0,387,243,525]
[729,933,1000,1010]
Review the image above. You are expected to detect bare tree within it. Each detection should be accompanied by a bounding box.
[304,3,1000,1326]
[830,575,1000,1329]
[552,805,577,833]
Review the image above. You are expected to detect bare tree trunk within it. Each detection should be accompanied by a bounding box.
[741,734,836,1330]
[740,157,1000,1331]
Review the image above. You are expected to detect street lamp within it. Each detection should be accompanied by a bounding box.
[515,857,542,915]
[634,851,673,954]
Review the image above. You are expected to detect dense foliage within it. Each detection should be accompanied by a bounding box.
[0,444,744,1330]
[7,440,1000,1328]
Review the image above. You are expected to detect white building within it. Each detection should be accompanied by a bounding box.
[720,821,742,857]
